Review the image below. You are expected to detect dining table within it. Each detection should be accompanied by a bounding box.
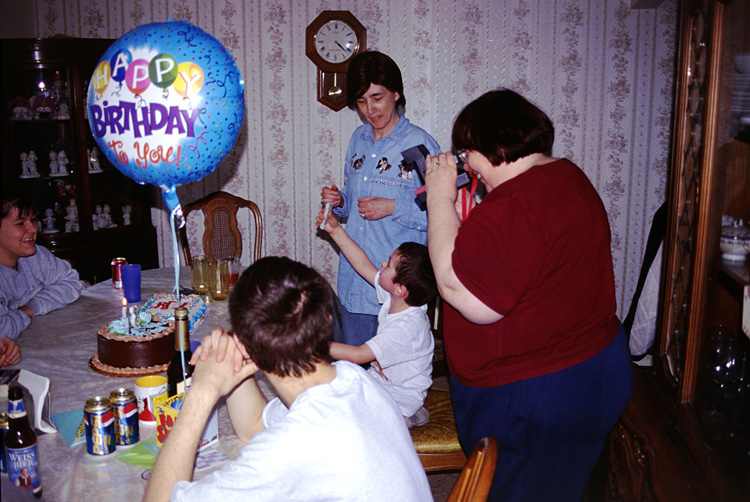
[1,266,273,501]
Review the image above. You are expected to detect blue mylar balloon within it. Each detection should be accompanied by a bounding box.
[88,20,245,224]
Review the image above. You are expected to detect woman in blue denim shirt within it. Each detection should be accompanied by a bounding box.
[320,51,440,345]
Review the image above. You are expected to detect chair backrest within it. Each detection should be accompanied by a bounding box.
[180,191,263,266]
[448,436,498,502]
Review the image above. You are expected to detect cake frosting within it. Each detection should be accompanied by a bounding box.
[92,313,175,376]
[140,293,207,332]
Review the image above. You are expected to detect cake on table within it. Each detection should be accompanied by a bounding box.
[90,294,207,377]
[91,313,176,376]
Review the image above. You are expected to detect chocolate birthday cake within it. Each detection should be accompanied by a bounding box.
[91,313,175,376]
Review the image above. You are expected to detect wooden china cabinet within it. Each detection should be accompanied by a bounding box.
[606,0,750,500]
[0,38,158,284]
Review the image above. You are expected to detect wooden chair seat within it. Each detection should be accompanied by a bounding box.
[410,387,467,472]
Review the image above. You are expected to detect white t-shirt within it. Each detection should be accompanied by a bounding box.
[171,361,432,502]
[365,271,434,416]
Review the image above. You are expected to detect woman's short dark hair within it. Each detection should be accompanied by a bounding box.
[393,242,437,307]
[452,89,554,165]
[0,197,35,225]
[346,51,406,110]
[229,256,332,378]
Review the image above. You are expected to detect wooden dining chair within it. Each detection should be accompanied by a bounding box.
[179,191,263,266]
[410,387,467,472]
[448,436,498,502]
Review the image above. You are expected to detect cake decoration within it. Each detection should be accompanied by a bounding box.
[141,293,207,332]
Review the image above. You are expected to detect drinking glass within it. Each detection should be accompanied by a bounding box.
[227,257,241,288]
[191,255,210,295]
[209,259,229,301]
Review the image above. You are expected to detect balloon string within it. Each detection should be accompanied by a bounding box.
[170,205,190,394]
[170,206,181,301]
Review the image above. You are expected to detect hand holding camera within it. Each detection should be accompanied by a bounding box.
[401,145,472,209]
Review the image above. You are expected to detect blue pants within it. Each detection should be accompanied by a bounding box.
[335,303,378,345]
[450,325,633,502]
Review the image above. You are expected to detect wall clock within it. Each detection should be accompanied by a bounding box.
[306,10,367,111]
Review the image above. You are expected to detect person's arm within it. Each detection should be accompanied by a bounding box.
[329,341,376,365]
[23,248,83,317]
[0,337,21,366]
[425,153,503,325]
[144,329,257,502]
[316,208,378,286]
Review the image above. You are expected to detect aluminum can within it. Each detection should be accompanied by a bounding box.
[110,388,139,445]
[84,396,116,456]
[111,257,127,289]
[0,412,8,473]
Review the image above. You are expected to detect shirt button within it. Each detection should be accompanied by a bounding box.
[371,154,376,158]
[364,176,368,181]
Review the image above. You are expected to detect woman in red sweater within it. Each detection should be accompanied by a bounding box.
[425,89,632,501]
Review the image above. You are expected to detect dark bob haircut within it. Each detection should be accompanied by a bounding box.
[452,89,554,166]
[346,51,406,110]
[229,256,332,378]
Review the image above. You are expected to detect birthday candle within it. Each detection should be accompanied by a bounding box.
[122,298,130,334]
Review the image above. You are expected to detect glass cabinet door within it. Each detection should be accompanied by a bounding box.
[3,65,82,235]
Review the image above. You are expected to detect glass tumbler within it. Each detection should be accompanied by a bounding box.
[209,259,230,301]
[191,255,210,295]
[227,257,241,288]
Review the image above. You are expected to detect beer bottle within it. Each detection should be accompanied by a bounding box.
[168,307,194,396]
[5,386,42,498]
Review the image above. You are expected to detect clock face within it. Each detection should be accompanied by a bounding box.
[314,20,358,64]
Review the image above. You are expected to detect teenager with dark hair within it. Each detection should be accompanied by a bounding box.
[0,198,83,360]
[145,256,432,502]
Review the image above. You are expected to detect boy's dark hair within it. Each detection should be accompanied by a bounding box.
[229,256,332,378]
[452,89,554,166]
[346,51,406,110]
[0,198,36,227]
[393,242,437,307]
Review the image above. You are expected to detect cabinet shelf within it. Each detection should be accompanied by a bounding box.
[1,38,158,284]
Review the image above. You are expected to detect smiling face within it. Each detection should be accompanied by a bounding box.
[378,249,401,294]
[0,207,38,268]
[356,83,400,140]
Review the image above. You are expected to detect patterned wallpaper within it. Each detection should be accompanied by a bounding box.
[33,0,677,318]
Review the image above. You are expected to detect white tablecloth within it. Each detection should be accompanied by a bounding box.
[2,267,268,501]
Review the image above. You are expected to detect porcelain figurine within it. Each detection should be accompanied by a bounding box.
[122,204,132,226]
[94,205,103,230]
[42,208,58,234]
[56,150,69,176]
[88,147,102,173]
[49,150,59,176]
[27,150,38,177]
[20,152,29,177]
[64,199,79,233]
[102,204,116,228]
[56,99,70,120]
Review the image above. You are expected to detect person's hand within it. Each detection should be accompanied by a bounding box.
[321,185,343,208]
[315,206,340,233]
[192,327,248,372]
[357,197,395,220]
[425,153,459,204]
[19,305,34,319]
[0,337,21,366]
[189,329,257,400]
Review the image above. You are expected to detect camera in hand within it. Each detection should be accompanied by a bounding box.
[402,145,472,209]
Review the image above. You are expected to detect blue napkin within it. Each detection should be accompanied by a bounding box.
[50,408,85,447]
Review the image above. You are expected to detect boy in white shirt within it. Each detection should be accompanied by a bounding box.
[317,209,437,427]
